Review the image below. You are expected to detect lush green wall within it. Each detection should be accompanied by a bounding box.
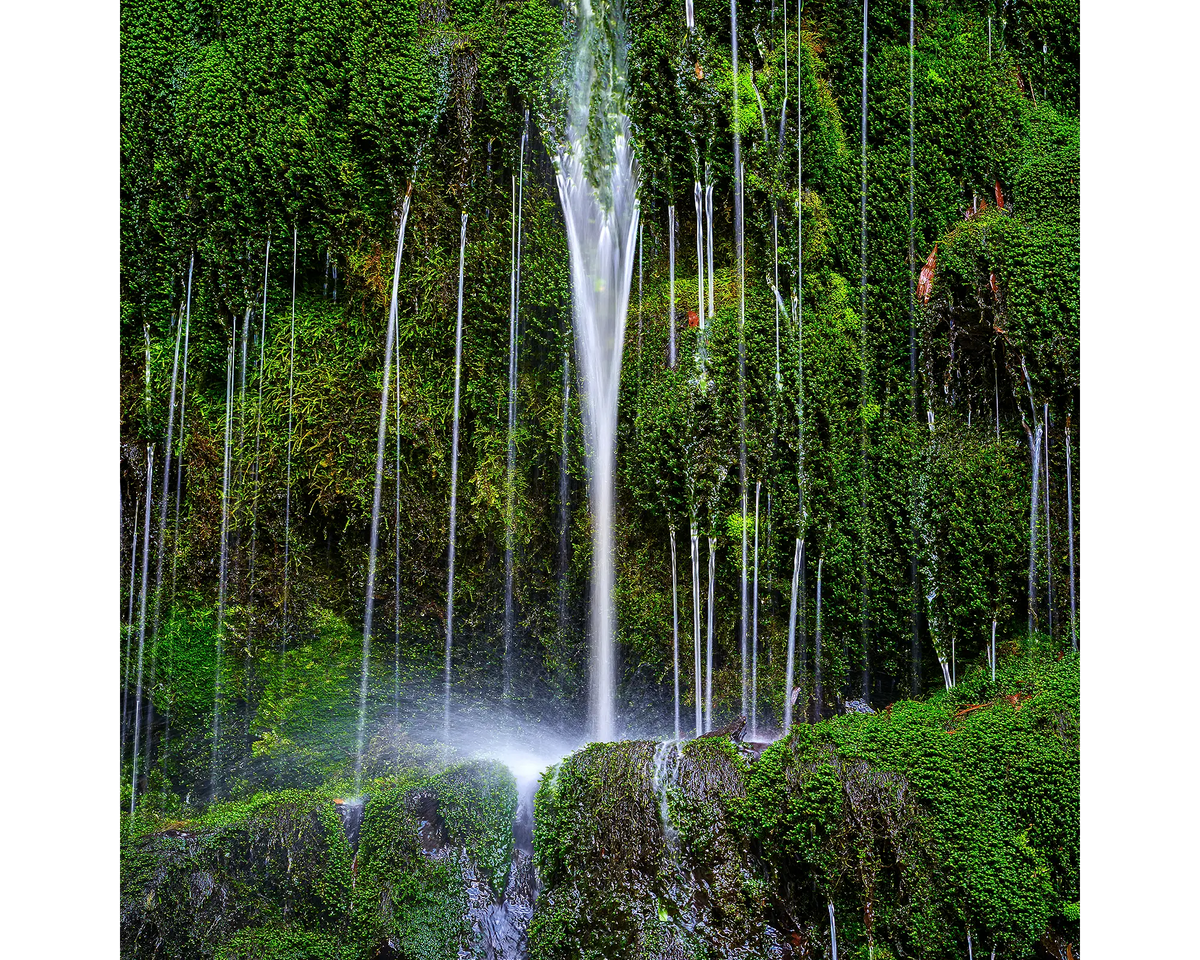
[120,0,1079,797]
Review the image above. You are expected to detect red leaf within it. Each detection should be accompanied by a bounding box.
[995,179,1005,209]
[687,309,699,328]
[989,272,1000,299]
[917,244,937,303]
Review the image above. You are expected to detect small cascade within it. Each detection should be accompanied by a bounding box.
[690,521,702,737]
[667,204,676,368]
[283,228,297,649]
[813,556,823,721]
[1043,404,1052,638]
[750,481,761,737]
[504,123,527,703]
[783,537,803,733]
[445,210,468,742]
[706,536,716,730]
[151,265,186,643]
[670,526,680,739]
[356,190,412,795]
[829,901,838,960]
[1066,420,1077,649]
[968,930,974,960]
[558,339,571,640]
[651,738,684,842]
[693,181,704,337]
[555,0,641,741]
[122,493,140,759]
[394,328,402,726]
[249,240,270,673]
[684,0,694,33]
[737,162,748,719]
[130,447,155,814]
[1026,421,1043,635]
[705,181,715,317]
[213,327,236,796]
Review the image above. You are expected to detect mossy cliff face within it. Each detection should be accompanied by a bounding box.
[120,0,1080,800]
[530,653,1079,960]
[121,761,519,960]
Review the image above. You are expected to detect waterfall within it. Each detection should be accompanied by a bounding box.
[249,240,270,636]
[559,340,572,640]
[1027,422,1043,634]
[283,228,297,649]
[685,0,694,32]
[505,123,528,702]
[991,618,998,682]
[773,208,781,388]
[813,556,823,721]
[694,182,704,334]
[213,326,236,796]
[784,537,802,732]
[445,211,469,742]
[691,521,702,737]
[829,901,838,960]
[122,493,140,760]
[1066,421,1077,650]
[667,205,676,368]
[994,346,1000,440]
[1043,404,1052,638]
[909,0,922,697]
[859,0,871,704]
[670,527,680,739]
[394,328,402,726]
[705,537,716,729]
[969,931,974,960]
[130,448,155,814]
[554,0,640,742]
[356,191,413,794]
[732,0,748,719]
[750,481,761,737]
[705,181,715,317]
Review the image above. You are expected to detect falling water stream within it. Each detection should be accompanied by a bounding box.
[122,494,140,759]
[670,527,680,739]
[694,182,704,338]
[356,191,413,794]
[691,521,702,737]
[130,448,155,813]
[784,537,802,732]
[667,204,676,368]
[1066,421,1077,649]
[1027,422,1043,635]
[750,481,761,736]
[444,211,469,742]
[555,0,640,741]
[283,229,297,652]
[706,537,716,729]
[213,323,236,795]
[813,555,824,721]
[1043,404,1052,638]
[559,340,571,640]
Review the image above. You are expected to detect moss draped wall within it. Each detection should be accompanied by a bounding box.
[120,0,1079,795]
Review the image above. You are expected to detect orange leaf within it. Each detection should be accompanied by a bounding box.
[917,244,937,304]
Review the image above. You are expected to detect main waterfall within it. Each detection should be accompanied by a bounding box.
[554,0,640,742]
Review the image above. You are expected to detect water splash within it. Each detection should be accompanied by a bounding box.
[445,211,469,742]
[356,189,413,794]
[554,0,640,742]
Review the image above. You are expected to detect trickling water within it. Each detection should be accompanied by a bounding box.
[283,228,297,651]
[706,537,716,730]
[249,240,269,648]
[213,328,236,796]
[1043,404,1052,638]
[691,521,702,737]
[1027,422,1043,635]
[813,556,823,721]
[694,181,705,339]
[670,527,680,739]
[356,191,413,794]
[750,481,761,737]
[991,619,998,682]
[829,901,838,960]
[784,537,802,733]
[685,0,694,32]
[122,493,140,759]
[1066,421,1077,650]
[559,340,572,639]
[738,163,748,719]
[130,448,155,814]
[445,211,469,742]
[394,328,402,726]
[554,0,641,742]
[505,124,528,703]
[773,208,781,388]
[151,270,186,645]
[667,204,676,368]
[705,181,715,317]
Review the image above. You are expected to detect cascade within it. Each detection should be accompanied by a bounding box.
[784,537,803,732]
[750,481,761,737]
[554,0,640,742]
[691,521,702,737]
[813,555,823,721]
[122,494,140,759]
[130,447,155,814]
[213,327,236,796]
[706,537,716,730]
[559,339,571,639]
[829,901,838,960]
[356,191,413,794]
[667,205,676,368]
[1026,421,1043,634]
[444,210,469,741]
[505,123,527,702]
[670,526,680,739]
[1066,420,1077,649]
[283,228,296,649]
[1043,404,1052,637]
[394,328,402,725]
